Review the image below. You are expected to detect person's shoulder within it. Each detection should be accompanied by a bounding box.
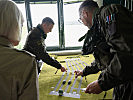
[14,48,35,58]
[29,27,38,34]
[110,4,124,8]
[29,26,41,38]
[99,4,118,20]
[101,4,123,13]
[11,49,36,73]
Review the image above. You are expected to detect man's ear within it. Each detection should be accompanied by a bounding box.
[83,10,89,18]
[42,23,46,27]
[42,23,48,30]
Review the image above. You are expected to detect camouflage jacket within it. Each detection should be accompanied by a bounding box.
[82,4,133,92]
[24,24,62,69]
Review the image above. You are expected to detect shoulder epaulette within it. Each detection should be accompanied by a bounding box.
[14,48,35,57]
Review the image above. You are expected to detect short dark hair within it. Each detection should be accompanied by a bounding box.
[42,17,54,25]
[79,0,99,13]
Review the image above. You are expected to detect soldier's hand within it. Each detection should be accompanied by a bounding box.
[85,80,103,94]
[60,66,67,72]
[74,70,83,78]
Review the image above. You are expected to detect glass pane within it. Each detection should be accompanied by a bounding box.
[30,4,59,47]
[64,2,88,47]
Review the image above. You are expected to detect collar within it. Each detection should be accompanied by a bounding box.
[92,8,99,25]
[0,36,13,48]
[37,24,47,39]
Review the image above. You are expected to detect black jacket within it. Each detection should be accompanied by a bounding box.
[24,24,62,69]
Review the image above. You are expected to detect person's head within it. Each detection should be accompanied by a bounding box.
[79,0,99,28]
[41,17,54,34]
[0,0,24,46]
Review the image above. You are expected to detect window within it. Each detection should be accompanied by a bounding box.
[16,2,89,50]
[30,4,59,47]
[64,3,88,47]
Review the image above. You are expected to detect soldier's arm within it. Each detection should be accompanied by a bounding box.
[98,4,133,91]
[31,40,62,69]
[40,51,62,69]
[98,50,133,91]
[82,60,100,77]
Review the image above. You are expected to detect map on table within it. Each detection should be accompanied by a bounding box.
[49,58,88,98]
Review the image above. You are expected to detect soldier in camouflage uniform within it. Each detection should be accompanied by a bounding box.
[75,0,133,99]
[24,17,66,74]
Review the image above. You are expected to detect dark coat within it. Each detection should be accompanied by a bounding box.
[82,4,133,100]
[24,24,62,70]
